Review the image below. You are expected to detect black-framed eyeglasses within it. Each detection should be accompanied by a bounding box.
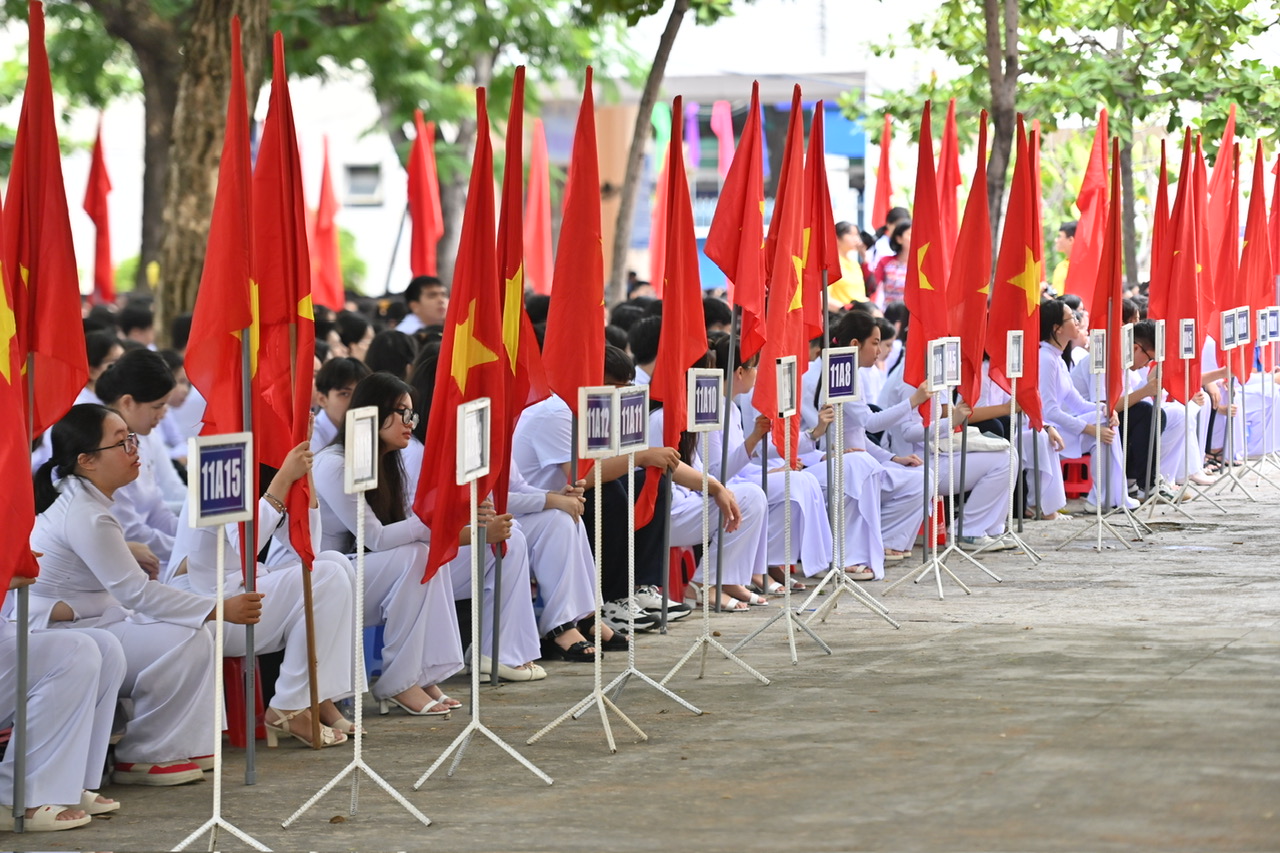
[393,407,420,428]
[89,433,138,455]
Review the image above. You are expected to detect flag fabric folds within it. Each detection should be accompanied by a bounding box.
[754,86,807,461]
[524,118,554,295]
[705,81,767,361]
[543,68,604,481]
[988,115,1043,430]
[636,95,708,525]
[415,88,506,580]
[251,33,316,567]
[1095,138,1126,412]
[407,110,444,277]
[802,101,841,343]
[902,101,949,414]
[1235,141,1272,382]
[187,16,253,441]
[936,98,962,278]
[309,136,343,311]
[1064,110,1108,311]
[1149,129,1204,403]
[5,0,87,436]
[495,66,549,515]
[944,111,991,410]
[872,113,893,229]
[84,118,113,306]
[710,99,735,179]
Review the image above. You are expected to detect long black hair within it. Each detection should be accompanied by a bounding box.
[338,373,417,524]
[94,348,175,405]
[406,340,442,444]
[34,404,115,513]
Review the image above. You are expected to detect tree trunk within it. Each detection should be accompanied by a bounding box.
[606,0,689,307]
[156,0,270,340]
[1119,132,1139,288]
[982,0,1018,248]
[134,51,181,294]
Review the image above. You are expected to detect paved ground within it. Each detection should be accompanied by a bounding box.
[8,475,1280,852]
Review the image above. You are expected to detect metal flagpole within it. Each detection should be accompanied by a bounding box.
[414,479,551,786]
[978,377,1040,564]
[1057,353,1130,550]
[289,323,323,748]
[713,306,742,611]
[1171,351,1227,511]
[240,333,259,785]
[12,359,32,832]
[174,529,272,851]
[381,204,410,297]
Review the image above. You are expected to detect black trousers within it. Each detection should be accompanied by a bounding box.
[1119,401,1165,490]
[582,468,670,602]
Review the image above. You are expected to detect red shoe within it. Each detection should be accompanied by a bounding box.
[112,760,205,786]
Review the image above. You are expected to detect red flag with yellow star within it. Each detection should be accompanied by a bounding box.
[705,81,767,361]
[802,100,841,343]
[0,194,40,607]
[543,68,604,481]
[5,0,87,436]
[936,98,961,278]
[944,111,990,410]
[1063,110,1108,307]
[1151,141,1170,290]
[988,115,1043,430]
[187,16,253,442]
[753,86,807,462]
[872,113,893,229]
[1095,138,1127,412]
[1149,129,1200,402]
[251,33,316,566]
[903,101,949,411]
[635,95,710,525]
[415,88,506,580]
[495,66,549,514]
[84,118,114,306]
[309,136,344,311]
[1233,141,1271,383]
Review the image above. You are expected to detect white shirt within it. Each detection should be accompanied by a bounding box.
[511,395,574,493]
[31,387,100,474]
[634,365,652,386]
[167,498,321,593]
[313,444,431,554]
[311,410,339,453]
[396,314,424,335]
[110,431,184,563]
[25,476,213,630]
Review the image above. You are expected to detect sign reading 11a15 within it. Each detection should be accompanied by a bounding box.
[187,432,254,528]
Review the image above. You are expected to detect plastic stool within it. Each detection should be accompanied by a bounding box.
[667,547,696,604]
[223,656,266,747]
[1062,455,1092,499]
[363,625,386,680]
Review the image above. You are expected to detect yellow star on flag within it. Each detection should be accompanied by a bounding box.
[232,280,262,377]
[297,293,314,322]
[788,254,804,312]
[502,265,524,373]
[1008,247,1042,316]
[0,273,15,385]
[452,298,498,395]
[917,244,934,291]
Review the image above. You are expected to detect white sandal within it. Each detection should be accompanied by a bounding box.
[264,707,348,747]
[80,789,119,815]
[0,804,92,832]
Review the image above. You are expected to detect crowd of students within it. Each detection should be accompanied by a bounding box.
[3,258,1271,832]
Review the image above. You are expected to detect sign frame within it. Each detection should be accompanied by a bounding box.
[456,397,491,485]
[344,405,380,494]
[927,339,948,392]
[687,368,724,433]
[577,386,620,460]
[617,385,651,454]
[775,356,799,418]
[1006,330,1024,379]
[1221,309,1238,350]
[943,337,962,387]
[1179,318,1197,360]
[1235,306,1251,347]
[1153,319,1166,363]
[187,432,254,528]
[1268,307,1280,342]
[821,346,860,404]
[1089,329,1107,375]
[1257,310,1270,345]
[1120,323,1135,370]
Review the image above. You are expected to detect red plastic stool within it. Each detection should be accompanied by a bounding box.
[668,547,696,604]
[1062,455,1092,499]
[223,656,266,748]
[918,496,947,546]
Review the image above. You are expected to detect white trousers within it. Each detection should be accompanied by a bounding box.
[217,555,355,710]
[931,449,1013,537]
[669,481,768,586]
[805,452,886,577]
[878,461,927,552]
[0,625,124,806]
[515,509,596,636]
[1019,430,1067,515]
[450,526,541,667]
[357,542,463,700]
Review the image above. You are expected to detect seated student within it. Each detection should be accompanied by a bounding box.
[627,315,661,385]
[31,330,124,474]
[94,349,186,565]
[118,302,156,349]
[404,346,610,661]
[1,575,125,832]
[712,334,838,588]
[364,330,418,381]
[396,276,449,336]
[156,349,194,467]
[1038,299,1131,511]
[168,442,356,746]
[858,316,896,405]
[977,359,1069,520]
[824,311,928,564]
[650,351,766,610]
[26,405,262,786]
[512,346,684,634]
[312,357,372,451]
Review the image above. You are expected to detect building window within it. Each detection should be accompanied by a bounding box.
[345,164,383,206]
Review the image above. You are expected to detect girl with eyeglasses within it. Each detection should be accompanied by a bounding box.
[24,404,263,787]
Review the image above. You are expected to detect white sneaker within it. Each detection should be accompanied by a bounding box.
[635,585,692,614]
